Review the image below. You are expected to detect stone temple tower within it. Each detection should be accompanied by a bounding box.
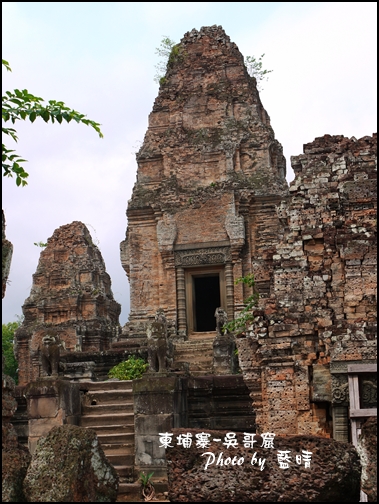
[121,25,288,342]
[15,221,121,385]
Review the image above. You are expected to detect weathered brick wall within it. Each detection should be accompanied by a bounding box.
[15,221,121,385]
[238,134,377,437]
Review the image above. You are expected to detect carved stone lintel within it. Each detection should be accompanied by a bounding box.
[175,246,231,267]
[330,360,374,374]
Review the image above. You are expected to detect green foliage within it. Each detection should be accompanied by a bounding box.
[154,36,176,83]
[244,54,273,91]
[2,318,22,383]
[223,273,259,334]
[34,241,47,248]
[139,471,155,500]
[153,40,272,92]
[108,355,148,381]
[2,59,103,186]
[139,471,154,488]
[154,36,186,84]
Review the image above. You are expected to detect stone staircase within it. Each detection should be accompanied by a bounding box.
[79,380,142,502]
[172,334,215,375]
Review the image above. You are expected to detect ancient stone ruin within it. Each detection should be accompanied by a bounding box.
[237,133,377,440]
[14,221,121,386]
[3,24,376,502]
[120,24,287,345]
[120,24,376,441]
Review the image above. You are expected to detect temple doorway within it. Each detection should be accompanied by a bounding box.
[185,266,226,336]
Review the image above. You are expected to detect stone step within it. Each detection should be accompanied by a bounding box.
[174,351,213,359]
[79,380,133,391]
[189,331,216,340]
[101,443,134,456]
[86,424,135,435]
[174,345,214,353]
[106,453,134,466]
[173,353,213,361]
[82,403,134,415]
[174,340,214,349]
[114,465,135,480]
[84,389,133,404]
[173,346,214,358]
[190,370,214,376]
[80,412,134,428]
[97,432,134,444]
[116,482,142,502]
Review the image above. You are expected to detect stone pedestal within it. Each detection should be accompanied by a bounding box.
[133,374,186,479]
[25,378,81,454]
[213,334,236,374]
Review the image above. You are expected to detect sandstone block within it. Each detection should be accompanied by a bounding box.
[23,425,119,502]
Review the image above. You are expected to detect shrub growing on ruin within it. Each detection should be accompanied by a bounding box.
[108,355,148,380]
[223,273,259,334]
[2,319,21,383]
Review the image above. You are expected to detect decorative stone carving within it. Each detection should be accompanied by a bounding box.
[174,247,231,267]
[330,360,375,374]
[331,374,349,405]
[360,376,377,408]
[147,319,168,373]
[40,335,61,378]
[214,307,228,337]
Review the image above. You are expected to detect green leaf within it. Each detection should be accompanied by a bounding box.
[2,59,12,72]
[29,111,36,122]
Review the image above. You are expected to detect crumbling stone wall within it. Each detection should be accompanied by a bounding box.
[2,355,31,502]
[14,221,121,385]
[237,134,377,438]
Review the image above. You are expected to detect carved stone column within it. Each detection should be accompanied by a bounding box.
[176,267,186,336]
[225,262,234,321]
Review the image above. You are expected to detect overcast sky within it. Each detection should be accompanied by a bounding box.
[2,2,377,326]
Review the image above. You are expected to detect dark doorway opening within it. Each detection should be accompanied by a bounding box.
[194,275,220,331]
